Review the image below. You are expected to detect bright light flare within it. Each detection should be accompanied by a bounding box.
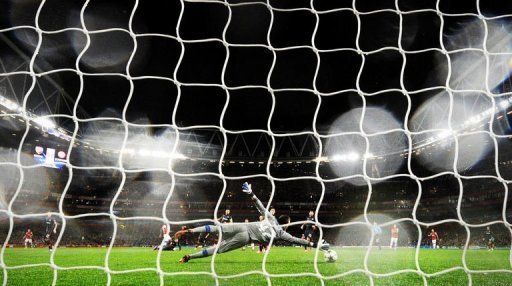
[437,130,453,140]
[126,148,187,160]
[33,117,56,129]
[326,107,406,185]
[331,152,360,162]
[0,95,22,112]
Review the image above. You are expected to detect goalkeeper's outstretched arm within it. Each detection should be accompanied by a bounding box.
[279,230,330,250]
[242,182,271,216]
[279,230,313,247]
[252,194,270,216]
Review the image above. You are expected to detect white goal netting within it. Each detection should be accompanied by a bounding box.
[1,0,512,285]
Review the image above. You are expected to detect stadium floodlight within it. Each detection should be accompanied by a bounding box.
[130,148,186,160]
[314,156,328,162]
[330,154,344,162]
[0,100,71,138]
[346,152,359,161]
[331,152,360,162]
[363,152,374,159]
[0,95,21,111]
[33,117,56,129]
[171,152,187,160]
[151,150,170,158]
[467,115,481,125]
[436,130,453,140]
[122,148,135,155]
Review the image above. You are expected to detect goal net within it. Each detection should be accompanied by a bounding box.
[1,0,512,285]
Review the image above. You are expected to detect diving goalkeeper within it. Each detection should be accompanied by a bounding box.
[175,182,329,263]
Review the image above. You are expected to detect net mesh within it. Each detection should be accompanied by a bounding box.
[0,0,511,285]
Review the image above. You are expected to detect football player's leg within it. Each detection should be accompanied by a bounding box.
[46,233,53,251]
[192,225,219,234]
[182,245,217,262]
[176,225,219,239]
[216,231,249,255]
[161,241,175,251]
[161,234,171,247]
[305,231,311,251]
[180,226,249,262]
[182,236,247,262]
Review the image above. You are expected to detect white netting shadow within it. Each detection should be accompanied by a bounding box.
[1,0,512,285]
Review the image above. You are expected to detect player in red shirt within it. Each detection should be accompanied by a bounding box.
[390,224,399,251]
[24,229,33,248]
[429,229,439,249]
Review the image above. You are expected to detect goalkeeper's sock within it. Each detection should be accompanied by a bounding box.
[189,225,219,234]
[188,247,215,259]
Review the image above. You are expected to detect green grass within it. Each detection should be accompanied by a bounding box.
[2,247,511,285]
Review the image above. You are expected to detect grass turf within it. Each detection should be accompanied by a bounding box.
[2,247,511,285]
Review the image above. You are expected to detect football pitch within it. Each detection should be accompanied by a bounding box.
[2,247,511,285]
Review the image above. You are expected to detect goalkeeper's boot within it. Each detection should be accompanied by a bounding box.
[179,255,190,263]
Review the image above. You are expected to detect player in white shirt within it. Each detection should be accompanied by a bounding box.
[154,224,175,251]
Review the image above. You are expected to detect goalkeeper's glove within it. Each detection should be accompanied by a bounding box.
[242,182,252,195]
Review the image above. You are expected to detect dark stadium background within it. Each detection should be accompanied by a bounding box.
[1,0,512,248]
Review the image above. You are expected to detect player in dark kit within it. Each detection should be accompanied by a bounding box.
[44,214,58,252]
[219,209,233,224]
[301,210,317,252]
[485,226,495,251]
[372,222,382,250]
[196,232,210,249]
